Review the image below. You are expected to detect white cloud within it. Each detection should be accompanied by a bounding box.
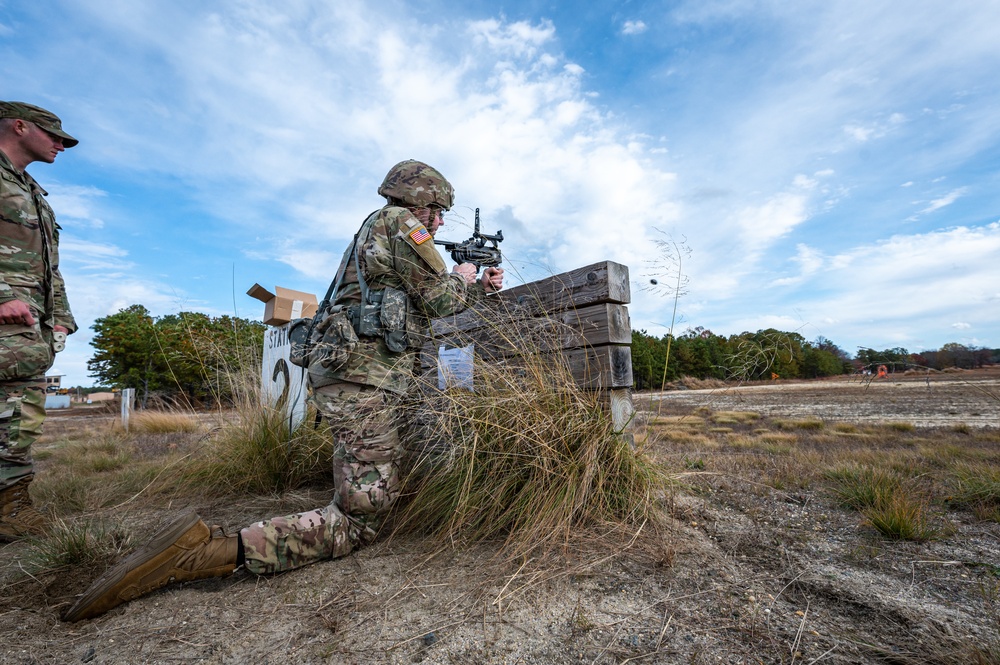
[843,124,874,142]
[734,191,810,254]
[468,18,556,57]
[622,20,647,35]
[951,322,971,330]
[761,222,1000,347]
[44,184,108,229]
[914,187,968,216]
[769,243,824,287]
[59,238,130,272]
[792,174,817,189]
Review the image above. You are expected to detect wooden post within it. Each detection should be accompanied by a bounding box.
[120,388,135,432]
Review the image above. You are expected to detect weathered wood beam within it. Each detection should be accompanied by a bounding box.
[562,344,633,389]
[420,343,631,390]
[440,261,632,335]
[598,388,636,445]
[426,302,631,356]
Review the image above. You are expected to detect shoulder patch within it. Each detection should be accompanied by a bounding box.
[409,225,432,245]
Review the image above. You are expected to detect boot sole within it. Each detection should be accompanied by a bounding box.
[62,510,203,622]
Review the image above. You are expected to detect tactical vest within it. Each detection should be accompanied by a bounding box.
[289,210,413,376]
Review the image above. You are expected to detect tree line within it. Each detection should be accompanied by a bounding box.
[631,327,998,390]
[85,305,997,402]
[631,327,853,390]
[87,305,265,408]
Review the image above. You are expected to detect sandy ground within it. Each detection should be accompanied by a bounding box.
[1,370,998,664]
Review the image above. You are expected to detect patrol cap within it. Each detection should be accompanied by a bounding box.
[0,101,78,148]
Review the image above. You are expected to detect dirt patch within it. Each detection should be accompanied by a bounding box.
[2,372,998,664]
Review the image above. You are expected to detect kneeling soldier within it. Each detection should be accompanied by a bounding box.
[63,159,503,621]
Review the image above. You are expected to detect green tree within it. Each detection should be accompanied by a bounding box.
[88,305,165,407]
[724,329,806,381]
[88,306,265,407]
[802,346,847,377]
[855,346,910,373]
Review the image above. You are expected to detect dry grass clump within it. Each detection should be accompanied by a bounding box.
[862,493,941,542]
[394,357,667,561]
[22,518,138,573]
[117,410,202,434]
[774,418,825,431]
[649,415,705,427]
[678,376,729,390]
[798,443,947,540]
[32,429,190,513]
[886,421,917,432]
[184,365,333,494]
[823,464,903,510]
[832,422,859,434]
[949,463,1000,521]
[710,411,761,425]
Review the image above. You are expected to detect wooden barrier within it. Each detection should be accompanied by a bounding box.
[422,260,635,439]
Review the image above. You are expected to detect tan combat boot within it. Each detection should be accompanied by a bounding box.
[0,475,49,542]
[62,510,239,622]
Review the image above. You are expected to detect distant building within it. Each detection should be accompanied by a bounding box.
[45,374,64,393]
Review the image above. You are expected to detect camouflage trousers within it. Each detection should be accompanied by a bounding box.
[0,379,47,490]
[240,381,402,575]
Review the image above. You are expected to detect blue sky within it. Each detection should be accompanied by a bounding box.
[3,0,998,386]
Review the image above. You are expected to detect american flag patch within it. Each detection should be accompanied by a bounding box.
[409,226,432,245]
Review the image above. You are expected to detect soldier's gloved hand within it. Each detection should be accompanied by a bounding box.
[0,300,36,326]
[452,263,477,285]
[481,267,504,292]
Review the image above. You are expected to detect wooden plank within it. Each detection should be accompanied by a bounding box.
[561,303,631,347]
[563,344,633,389]
[426,302,631,356]
[419,343,632,390]
[491,260,630,317]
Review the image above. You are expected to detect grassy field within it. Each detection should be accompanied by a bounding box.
[1,372,998,664]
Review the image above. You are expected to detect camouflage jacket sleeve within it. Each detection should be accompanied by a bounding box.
[49,222,77,333]
[361,206,476,318]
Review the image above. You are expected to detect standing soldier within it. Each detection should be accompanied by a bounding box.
[0,102,78,542]
[63,159,504,621]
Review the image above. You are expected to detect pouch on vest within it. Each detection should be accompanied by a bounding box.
[313,307,358,371]
[289,306,358,372]
[380,286,410,353]
[287,317,313,369]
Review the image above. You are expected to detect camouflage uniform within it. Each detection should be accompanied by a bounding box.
[59,160,501,623]
[0,143,77,489]
[241,164,482,574]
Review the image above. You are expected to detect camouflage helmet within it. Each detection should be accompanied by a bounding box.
[378,160,454,210]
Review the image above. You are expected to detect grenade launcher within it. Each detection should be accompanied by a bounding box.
[434,208,503,273]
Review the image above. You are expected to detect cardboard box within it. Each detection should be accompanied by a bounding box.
[247,284,319,326]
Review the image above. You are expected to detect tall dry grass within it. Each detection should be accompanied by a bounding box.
[394,349,667,561]
[181,358,334,494]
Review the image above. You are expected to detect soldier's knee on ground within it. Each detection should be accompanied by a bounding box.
[240,506,355,575]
